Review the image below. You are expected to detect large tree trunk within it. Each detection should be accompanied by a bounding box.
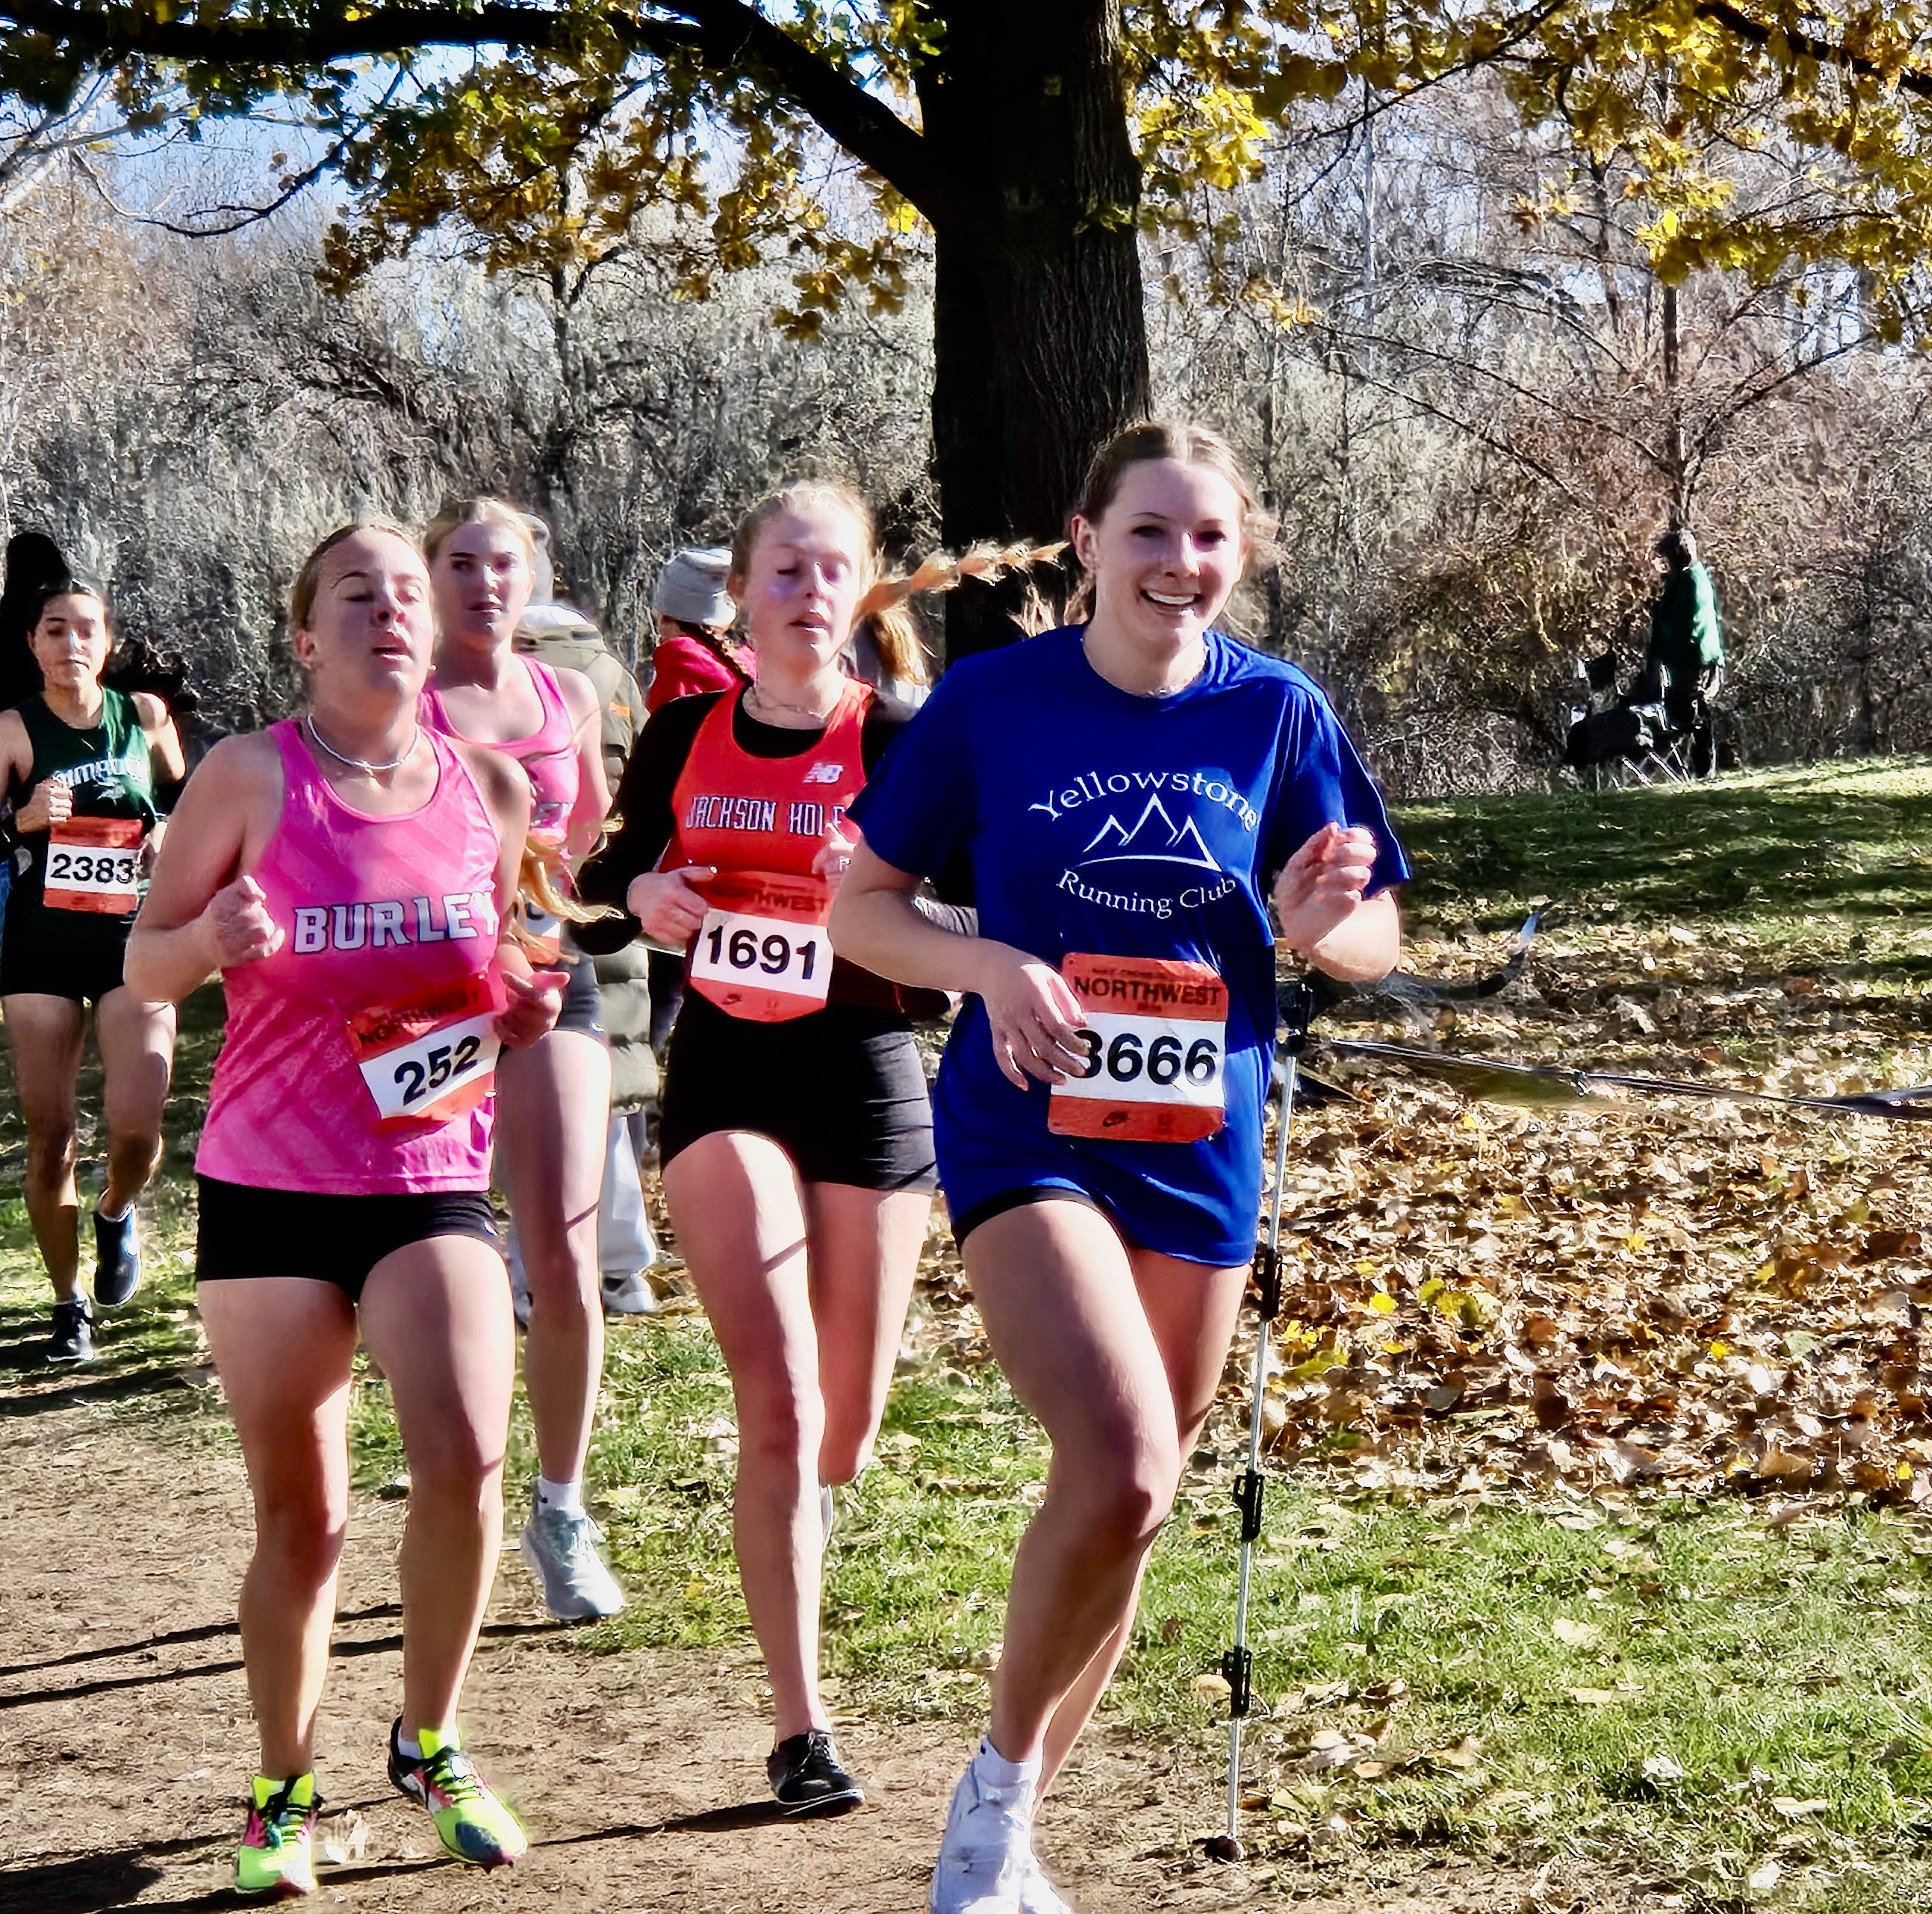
[917,1,1151,660]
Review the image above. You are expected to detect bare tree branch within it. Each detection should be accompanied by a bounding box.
[1,0,955,221]
[0,70,115,211]
[1695,0,1932,100]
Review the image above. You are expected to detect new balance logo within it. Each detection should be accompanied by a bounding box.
[802,762,846,785]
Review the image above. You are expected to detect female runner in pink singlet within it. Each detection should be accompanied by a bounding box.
[420,498,623,1621]
[126,522,563,1897]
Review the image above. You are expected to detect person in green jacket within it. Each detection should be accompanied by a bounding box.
[1644,527,1725,739]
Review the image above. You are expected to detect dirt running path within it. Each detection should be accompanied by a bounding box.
[0,1392,1624,1914]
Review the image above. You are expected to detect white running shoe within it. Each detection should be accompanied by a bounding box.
[930,1751,1038,1913]
[520,1502,625,1619]
[820,1482,837,1542]
[600,1266,658,1316]
[1018,1855,1073,1914]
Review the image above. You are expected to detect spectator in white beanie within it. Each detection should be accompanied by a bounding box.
[643,545,755,714]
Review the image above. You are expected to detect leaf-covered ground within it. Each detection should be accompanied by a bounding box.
[1272,756,1932,1508]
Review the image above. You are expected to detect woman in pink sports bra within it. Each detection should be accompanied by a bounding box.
[419,498,624,1622]
[126,521,563,1896]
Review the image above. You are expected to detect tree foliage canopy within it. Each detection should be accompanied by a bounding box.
[7,0,1932,334]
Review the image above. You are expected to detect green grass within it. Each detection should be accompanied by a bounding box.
[560,1306,1932,1901]
[5,761,1932,1903]
[1395,756,1932,956]
[0,983,223,1427]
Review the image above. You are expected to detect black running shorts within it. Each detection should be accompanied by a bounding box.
[551,942,606,1039]
[658,990,937,1193]
[195,1176,501,1302]
[0,900,130,1005]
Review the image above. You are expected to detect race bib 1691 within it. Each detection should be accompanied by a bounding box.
[687,870,834,1023]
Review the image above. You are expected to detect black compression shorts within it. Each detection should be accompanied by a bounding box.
[0,901,130,1004]
[658,990,936,1193]
[552,944,606,1039]
[195,1176,501,1303]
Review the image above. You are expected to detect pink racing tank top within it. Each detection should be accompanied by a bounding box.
[196,720,504,1195]
[422,656,577,850]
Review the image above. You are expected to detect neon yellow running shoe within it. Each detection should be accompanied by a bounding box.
[235,1772,319,1899]
[386,1719,527,1869]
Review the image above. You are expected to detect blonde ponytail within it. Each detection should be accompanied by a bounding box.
[507,841,615,960]
[854,540,1068,684]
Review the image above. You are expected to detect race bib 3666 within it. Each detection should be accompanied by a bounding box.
[1048,953,1229,1143]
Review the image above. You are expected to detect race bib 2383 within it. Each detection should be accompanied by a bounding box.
[45,817,144,916]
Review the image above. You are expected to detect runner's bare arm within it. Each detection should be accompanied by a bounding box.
[454,739,563,1049]
[125,734,281,1002]
[0,711,38,816]
[133,691,188,787]
[1272,823,1401,983]
[833,840,1089,1090]
[4,707,77,829]
[556,665,611,861]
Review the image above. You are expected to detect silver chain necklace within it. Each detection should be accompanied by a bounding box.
[747,679,840,724]
[304,712,420,775]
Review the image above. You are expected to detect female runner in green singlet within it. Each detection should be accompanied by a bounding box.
[0,580,183,1362]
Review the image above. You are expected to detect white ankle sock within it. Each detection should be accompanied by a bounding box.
[974,1737,1039,1790]
[396,1728,422,1761]
[535,1475,585,1518]
[97,1198,130,1224]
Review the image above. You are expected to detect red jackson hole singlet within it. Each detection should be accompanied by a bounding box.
[667,679,870,1022]
[197,721,504,1195]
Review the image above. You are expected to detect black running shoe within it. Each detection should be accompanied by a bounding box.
[93,1206,140,1308]
[767,1731,864,1816]
[47,1296,93,1365]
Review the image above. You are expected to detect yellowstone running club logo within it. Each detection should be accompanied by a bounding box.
[1028,769,1254,917]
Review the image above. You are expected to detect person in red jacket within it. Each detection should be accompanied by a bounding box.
[641,547,755,714]
[642,547,759,1047]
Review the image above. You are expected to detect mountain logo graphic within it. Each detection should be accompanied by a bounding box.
[1079,795,1222,872]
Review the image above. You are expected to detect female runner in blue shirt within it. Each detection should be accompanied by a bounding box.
[833,422,1407,1914]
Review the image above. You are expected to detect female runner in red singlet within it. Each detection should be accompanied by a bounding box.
[576,485,1025,1811]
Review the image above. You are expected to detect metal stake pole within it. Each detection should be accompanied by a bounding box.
[1210,979,1314,1863]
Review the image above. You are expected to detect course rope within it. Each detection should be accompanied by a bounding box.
[1285,905,1932,1123]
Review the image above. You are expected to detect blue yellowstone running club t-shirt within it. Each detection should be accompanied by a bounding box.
[849,625,1409,1265]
